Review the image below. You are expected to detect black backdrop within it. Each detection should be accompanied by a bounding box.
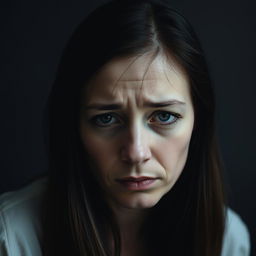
[1,0,255,254]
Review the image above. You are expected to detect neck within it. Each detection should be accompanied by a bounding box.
[110,205,149,256]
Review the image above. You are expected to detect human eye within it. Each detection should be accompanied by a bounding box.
[90,113,121,127]
[149,111,181,126]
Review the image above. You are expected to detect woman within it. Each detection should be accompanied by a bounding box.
[0,0,250,255]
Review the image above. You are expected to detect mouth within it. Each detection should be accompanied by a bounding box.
[116,176,158,191]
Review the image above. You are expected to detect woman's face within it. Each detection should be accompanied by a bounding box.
[80,53,194,210]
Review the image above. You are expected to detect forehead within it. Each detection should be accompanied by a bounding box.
[83,53,191,102]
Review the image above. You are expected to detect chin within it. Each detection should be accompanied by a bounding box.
[114,192,164,209]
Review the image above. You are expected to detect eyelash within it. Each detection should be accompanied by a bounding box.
[90,111,181,128]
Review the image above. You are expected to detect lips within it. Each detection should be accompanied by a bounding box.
[116,176,158,190]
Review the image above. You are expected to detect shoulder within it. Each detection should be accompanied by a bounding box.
[0,177,48,256]
[221,207,251,256]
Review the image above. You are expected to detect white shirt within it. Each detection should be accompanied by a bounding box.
[0,177,251,256]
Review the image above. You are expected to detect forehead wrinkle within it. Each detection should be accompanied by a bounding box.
[83,55,142,101]
[84,51,190,108]
[111,52,187,105]
[134,49,160,106]
[139,47,160,92]
[112,49,160,96]
[112,54,143,94]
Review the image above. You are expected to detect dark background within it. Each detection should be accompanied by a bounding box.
[1,0,255,254]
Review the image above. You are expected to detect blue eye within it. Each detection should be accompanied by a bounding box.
[150,111,180,125]
[92,113,120,127]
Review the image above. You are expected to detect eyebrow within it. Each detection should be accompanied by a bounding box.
[84,100,186,110]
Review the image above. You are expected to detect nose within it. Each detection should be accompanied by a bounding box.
[120,124,152,164]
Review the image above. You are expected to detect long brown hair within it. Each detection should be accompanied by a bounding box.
[42,0,226,255]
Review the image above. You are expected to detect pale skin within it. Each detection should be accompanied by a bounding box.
[80,52,195,256]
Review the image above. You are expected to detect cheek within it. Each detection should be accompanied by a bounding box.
[80,127,117,176]
[81,134,106,161]
[154,130,192,180]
